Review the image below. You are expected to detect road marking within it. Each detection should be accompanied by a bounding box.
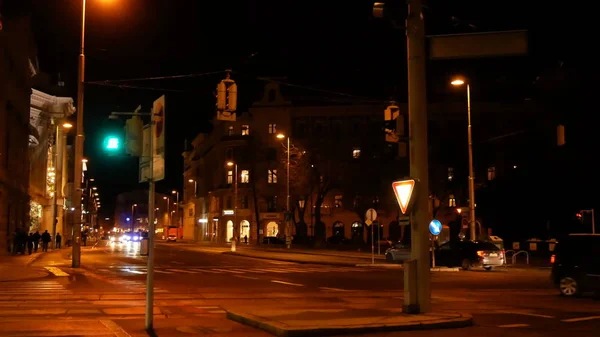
[254,268,288,273]
[208,310,227,314]
[271,280,304,287]
[171,261,185,265]
[234,275,259,280]
[196,306,220,309]
[212,268,244,274]
[498,324,530,328]
[562,316,600,323]
[45,267,69,277]
[497,311,555,319]
[231,268,263,273]
[100,319,132,337]
[166,269,198,274]
[123,269,146,275]
[189,268,223,274]
[319,287,353,292]
[268,260,298,265]
[153,269,174,274]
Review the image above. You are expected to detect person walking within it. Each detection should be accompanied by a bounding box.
[26,233,34,255]
[55,233,62,249]
[41,230,51,252]
[32,231,40,252]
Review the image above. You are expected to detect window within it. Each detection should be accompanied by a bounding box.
[227,125,234,136]
[352,148,361,159]
[268,169,277,183]
[266,147,277,161]
[226,148,233,159]
[241,195,249,209]
[241,125,250,136]
[226,196,232,209]
[334,195,343,208]
[449,194,456,207]
[448,167,454,181]
[268,124,277,134]
[487,167,496,181]
[241,170,249,183]
[227,170,233,184]
[267,196,277,212]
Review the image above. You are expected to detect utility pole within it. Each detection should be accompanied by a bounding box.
[406,0,431,313]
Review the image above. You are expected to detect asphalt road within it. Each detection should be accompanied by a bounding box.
[8,241,600,337]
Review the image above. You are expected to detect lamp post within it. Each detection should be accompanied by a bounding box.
[52,121,72,248]
[163,196,170,226]
[276,133,291,249]
[188,179,197,198]
[172,190,180,229]
[131,204,137,232]
[451,78,476,241]
[227,161,238,252]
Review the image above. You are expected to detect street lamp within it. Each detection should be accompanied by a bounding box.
[172,190,180,229]
[51,121,73,248]
[451,77,476,241]
[188,179,197,198]
[131,204,137,232]
[276,133,291,249]
[227,161,238,252]
[163,196,170,226]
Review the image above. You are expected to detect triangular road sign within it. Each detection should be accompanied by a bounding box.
[392,179,416,214]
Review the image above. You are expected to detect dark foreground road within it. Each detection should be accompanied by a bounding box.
[0,241,597,337]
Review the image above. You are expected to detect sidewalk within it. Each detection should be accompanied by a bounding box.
[0,251,50,281]
[226,305,472,337]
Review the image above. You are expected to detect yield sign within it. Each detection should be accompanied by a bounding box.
[392,179,416,214]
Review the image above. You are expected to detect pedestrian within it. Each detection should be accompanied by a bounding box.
[11,230,19,255]
[82,233,87,247]
[41,230,51,252]
[26,233,34,255]
[18,229,27,254]
[55,233,62,249]
[244,235,248,244]
[32,231,40,252]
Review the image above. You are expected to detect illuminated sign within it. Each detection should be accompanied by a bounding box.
[392,179,416,214]
[223,210,234,215]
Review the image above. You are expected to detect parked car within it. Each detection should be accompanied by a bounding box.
[385,242,411,263]
[551,234,600,297]
[436,240,505,271]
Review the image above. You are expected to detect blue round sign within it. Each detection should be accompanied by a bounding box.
[429,219,442,236]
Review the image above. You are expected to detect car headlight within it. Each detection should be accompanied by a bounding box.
[120,236,127,241]
[133,236,139,241]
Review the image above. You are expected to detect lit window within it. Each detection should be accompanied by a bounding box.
[242,125,250,136]
[268,124,277,134]
[227,125,234,136]
[268,169,277,183]
[448,167,454,181]
[487,166,496,181]
[227,170,233,184]
[241,170,249,183]
[334,195,343,208]
[449,194,456,207]
[352,148,361,158]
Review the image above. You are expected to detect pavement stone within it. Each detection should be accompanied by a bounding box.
[226,307,472,337]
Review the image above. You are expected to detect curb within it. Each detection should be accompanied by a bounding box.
[355,263,403,268]
[430,267,460,272]
[226,310,473,337]
[223,252,358,267]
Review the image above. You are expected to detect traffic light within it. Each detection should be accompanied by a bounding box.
[101,118,125,156]
[125,115,143,156]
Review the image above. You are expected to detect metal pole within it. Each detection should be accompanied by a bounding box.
[51,122,59,249]
[405,0,431,313]
[145,120,156,332]
[71,0,86,268]
[232,164,237,252]
[592,209,596,234]
[371,223,374,264]
[286,137,291,248]
[467,83,476,241]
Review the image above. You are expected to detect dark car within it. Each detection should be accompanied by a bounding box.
[263,236,285,244]
[436,240,505,271]
[551,234,600,297]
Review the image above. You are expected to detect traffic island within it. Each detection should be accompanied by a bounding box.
[226,307,472,337]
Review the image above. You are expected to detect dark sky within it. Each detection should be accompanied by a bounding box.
[28,0,593,217]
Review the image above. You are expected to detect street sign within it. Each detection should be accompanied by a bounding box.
[365,219,373,226]
[429,219,442,236]
[365,208,378,222]
[392,179,416,214]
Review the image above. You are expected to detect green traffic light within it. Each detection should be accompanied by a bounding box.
[104,136,120,151]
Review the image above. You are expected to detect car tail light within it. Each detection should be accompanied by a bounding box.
[501,250,505,258]
[477,250,485,257]
[550,254,556,264]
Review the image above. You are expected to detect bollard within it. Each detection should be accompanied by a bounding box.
[403,259,419,314]
[140,238,149,256]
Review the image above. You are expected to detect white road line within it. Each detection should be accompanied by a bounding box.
[45,267,70,277]
[211,268,244,274]
[189,268,223,274]
[100,320,132,337]
[166,268,198,274]
[254,268,288,273]
[234,275,259,280]
[498,324,530,328]
[231,268,264,273]
[123,269,146,275]
[562,316,600,323]
[271,280,304,287]
[497,311,555,319]
[153,269,174,274]
[319,287,353,292]
[196,306,220,309]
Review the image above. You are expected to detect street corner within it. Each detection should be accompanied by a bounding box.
[0,265,53,282]
[225,308,473,337]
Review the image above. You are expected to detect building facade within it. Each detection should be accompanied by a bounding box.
[0,5,36,253]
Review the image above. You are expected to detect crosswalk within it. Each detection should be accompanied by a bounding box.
[94,265,372,277]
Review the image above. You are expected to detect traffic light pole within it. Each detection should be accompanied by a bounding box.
[405,0,431,313]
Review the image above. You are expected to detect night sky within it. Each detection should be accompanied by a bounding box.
[28,0,595,218]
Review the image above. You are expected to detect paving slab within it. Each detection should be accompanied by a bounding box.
[226,307,472,337]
